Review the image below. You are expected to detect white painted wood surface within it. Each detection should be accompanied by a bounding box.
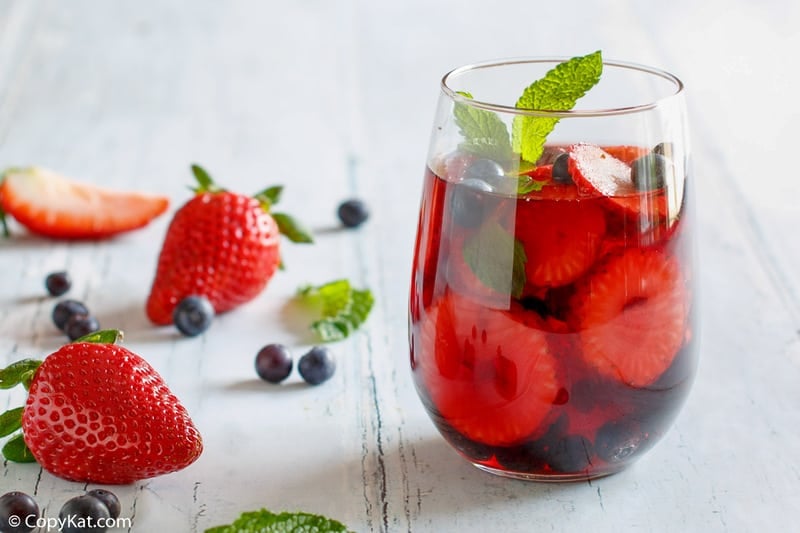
[1,1,799,531]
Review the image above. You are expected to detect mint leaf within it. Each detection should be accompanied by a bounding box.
[462,221,527,298]
[0,359,42,390]
[297,280,374,342]
[453,92,513,163]
[205,509,353,533]
[272,212,314,244]
[516,175,547,195]
[0,407,23,438]
[254,185,284,208]
[2,432,36,463]
[512,51,603,163]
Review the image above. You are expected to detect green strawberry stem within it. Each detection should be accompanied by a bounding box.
[0,406,23,438]
[189,163,314,244]
[0,359,42,389]
[74,329,124,344]
[2,433,35,463]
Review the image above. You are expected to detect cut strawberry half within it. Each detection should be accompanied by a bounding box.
[0,167,169,239]
[414,292,559,446]
[570,248,688,387]
[515,198,606,289]
[568,144,667,217]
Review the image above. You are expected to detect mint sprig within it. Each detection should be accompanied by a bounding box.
[451,51,603,177]
[453,91,513,164]
[205,509,353,533]
[462,221,527,298]
[512,51,603,163]
[297,279,374,342]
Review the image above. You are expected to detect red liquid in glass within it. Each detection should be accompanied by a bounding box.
[409,147,697,480]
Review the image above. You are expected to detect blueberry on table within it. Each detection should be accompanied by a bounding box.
[52,299,89,331]
[59,495,111,533]
[337,199,369,228]
[0,491,39,533]
[64,314,100,341]
[298,346,336,385]
[173,295,214,337]
[631,153,672,191]
[255,344,293,384]
[45,271,72,297]
[86,489,120,519]
[551,153,573,184]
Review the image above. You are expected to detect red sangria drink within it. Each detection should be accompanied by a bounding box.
[409,54,696,481]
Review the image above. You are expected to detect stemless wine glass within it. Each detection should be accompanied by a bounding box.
[409,57,696,481]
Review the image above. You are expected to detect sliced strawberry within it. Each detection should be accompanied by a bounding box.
[0,167,169,239]
[602,145,649,165]
[515,198,606,289]
[570,248,688,387]
[414,292,559,446]
[568,144,667,217]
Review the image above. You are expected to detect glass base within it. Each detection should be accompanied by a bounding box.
[472,462,622,482]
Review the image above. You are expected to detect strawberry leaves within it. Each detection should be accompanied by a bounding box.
[0,359,41,390]
[0,360,40,463]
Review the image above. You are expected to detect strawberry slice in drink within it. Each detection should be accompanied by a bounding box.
[567,143,668,217]
[515,164,606,289]
[415,292,559,446]
[570,248,688,387]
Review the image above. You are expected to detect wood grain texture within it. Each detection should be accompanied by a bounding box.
[1,0,798,531]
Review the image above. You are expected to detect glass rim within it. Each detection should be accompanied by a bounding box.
[441,56,685,118]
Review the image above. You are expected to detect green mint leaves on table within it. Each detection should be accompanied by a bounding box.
[205,509,353,533]
[297,279,374,342]
[453,50,603,171]
[463,221,527,299]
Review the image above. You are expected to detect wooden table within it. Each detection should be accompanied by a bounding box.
[1,1,798,531]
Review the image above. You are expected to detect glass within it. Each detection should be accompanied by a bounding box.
[409,57,697,481]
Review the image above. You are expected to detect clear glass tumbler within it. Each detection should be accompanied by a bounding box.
[409,57,696,481]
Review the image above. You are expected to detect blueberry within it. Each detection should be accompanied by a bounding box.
[255,344,293,384]
[173,296,214,337]
[298,346,336,385]
[86,489,120,520]
[337,199,369,228]
[631,153,672,191]
[595,420,651,464]
[64,315,100,341]
[448,177,494,228]
[45,271,72,297]
[495,415,568,473]
[653,142,674,159]
[0,491,39,533]
[52,300,89,331]
[551,153,573,184]
[462,158,504,182]
[547,434,593,474]
[59,495,110,533]
[464,158,517,194]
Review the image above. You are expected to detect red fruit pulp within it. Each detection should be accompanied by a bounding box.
[409,147,696,480]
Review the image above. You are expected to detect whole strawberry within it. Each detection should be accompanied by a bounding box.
[0,331,203,484]
[146,165,312,325]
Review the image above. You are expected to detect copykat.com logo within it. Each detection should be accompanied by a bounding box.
[8,514,133,531]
